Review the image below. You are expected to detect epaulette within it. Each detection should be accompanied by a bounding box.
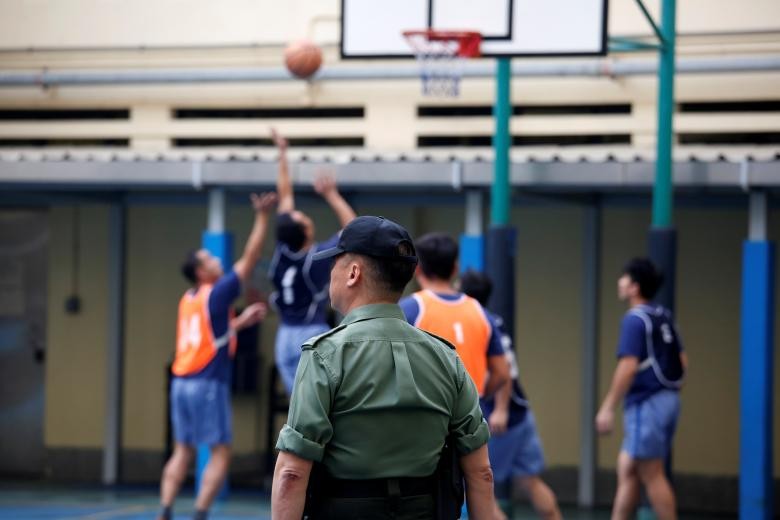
[301,323,348,349]
[422,330,457,351]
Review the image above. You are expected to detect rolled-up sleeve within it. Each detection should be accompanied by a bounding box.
[275,348,335,462]
[449,357,490,454]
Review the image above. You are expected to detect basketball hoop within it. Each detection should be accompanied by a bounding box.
[403,30,481,97]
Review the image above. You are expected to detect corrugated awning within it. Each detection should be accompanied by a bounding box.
[0,147,778,190]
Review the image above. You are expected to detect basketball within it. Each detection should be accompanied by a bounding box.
[284,39,323,79]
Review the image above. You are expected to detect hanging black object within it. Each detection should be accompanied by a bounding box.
[65,206,82,315]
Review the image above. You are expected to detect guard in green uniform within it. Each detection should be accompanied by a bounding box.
[271,216,499,520]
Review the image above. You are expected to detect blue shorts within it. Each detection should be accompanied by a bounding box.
[170,377,232,446]
[487,410,545,482]
[275,322,330,394]
[622,389,680,460]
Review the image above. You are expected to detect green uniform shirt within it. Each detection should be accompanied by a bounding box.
[276,303,489,479]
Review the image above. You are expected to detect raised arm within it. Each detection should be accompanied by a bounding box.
[230,302,267,332]
[313,170,357,228]
[271,128,294,214]
[233,192,277,282]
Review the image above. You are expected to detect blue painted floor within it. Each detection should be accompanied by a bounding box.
[0,486,270,520]
[0,485,731,519]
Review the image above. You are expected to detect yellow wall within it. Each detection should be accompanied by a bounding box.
[597,207,651,468]
[45,205,110,448]
[122,204,204,451]
[595,205,780,476]
[43,199,780,480]
[513,206,584,467]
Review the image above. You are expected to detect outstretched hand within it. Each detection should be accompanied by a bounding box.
[270,127,288,150]
[250,191,278,213]
[313,170,338,197]
[242,302,267,326]
[231,302,267,332]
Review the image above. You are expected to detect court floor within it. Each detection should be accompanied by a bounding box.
[0,484,729,519]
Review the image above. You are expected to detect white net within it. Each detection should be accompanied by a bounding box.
[404,32,470,98]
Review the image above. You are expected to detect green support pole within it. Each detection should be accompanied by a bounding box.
[491,57,511,226]
[643,2,677,519]
[651,0,676,228]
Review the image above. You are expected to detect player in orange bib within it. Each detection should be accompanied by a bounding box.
[399,232,509,398]
[158,192,276,520]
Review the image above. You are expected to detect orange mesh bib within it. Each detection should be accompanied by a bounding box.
[172,285,236,376]
[413,290,491,395]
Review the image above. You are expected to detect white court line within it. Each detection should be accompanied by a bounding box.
[78,504,148,520]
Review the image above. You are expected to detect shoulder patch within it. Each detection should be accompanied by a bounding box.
[422,330,457,351]
[301,324,347,349]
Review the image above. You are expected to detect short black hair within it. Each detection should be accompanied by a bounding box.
[181,250,200,284]
[354,240,417,298]
[459,269,493,306]
[415,232,458,281]
[623,257,664,299]
[276,212,306,252]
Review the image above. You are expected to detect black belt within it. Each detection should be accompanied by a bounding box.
[323,474,436,499]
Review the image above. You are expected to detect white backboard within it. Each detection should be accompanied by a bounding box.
[341,0,608,58]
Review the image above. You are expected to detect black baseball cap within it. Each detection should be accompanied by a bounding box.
[311,216,418,264]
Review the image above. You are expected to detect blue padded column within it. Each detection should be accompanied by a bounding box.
[197,189,233,499]
[739,240,774,520]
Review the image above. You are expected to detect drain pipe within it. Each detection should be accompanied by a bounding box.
[0,55,778,87]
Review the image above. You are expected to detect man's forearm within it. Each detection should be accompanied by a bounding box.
[601,358,638,411]
[460,445,497,520]
[234,212,269,280]
[271,452,312,520]
[483,356,510,397]
[323,191,356,228]
[493,379,511,415]
[276,148,294,213]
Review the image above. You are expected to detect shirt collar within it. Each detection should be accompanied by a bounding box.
[340,303,406,325]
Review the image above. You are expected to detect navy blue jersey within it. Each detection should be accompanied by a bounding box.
[269,233,339,325]
[479,312,529,428]
[181,270,241,383]
[618,303,685,406]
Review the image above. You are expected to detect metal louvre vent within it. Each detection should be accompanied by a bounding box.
[418,104,631,117]
[418,135,631,147]
[173,107,364,119]
[172,137,364,148]
[0,109,130,120]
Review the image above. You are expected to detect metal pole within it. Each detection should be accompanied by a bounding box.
[208,189,226,233]
[651,0,676,229]
[485,57,516,338]
[578,200,600,508]
[465,190,483,236]
[2,56,778,87]
[102,201,126,485]
[749,191,768,241]
[491,58,511,227]
[644,4,677,519]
